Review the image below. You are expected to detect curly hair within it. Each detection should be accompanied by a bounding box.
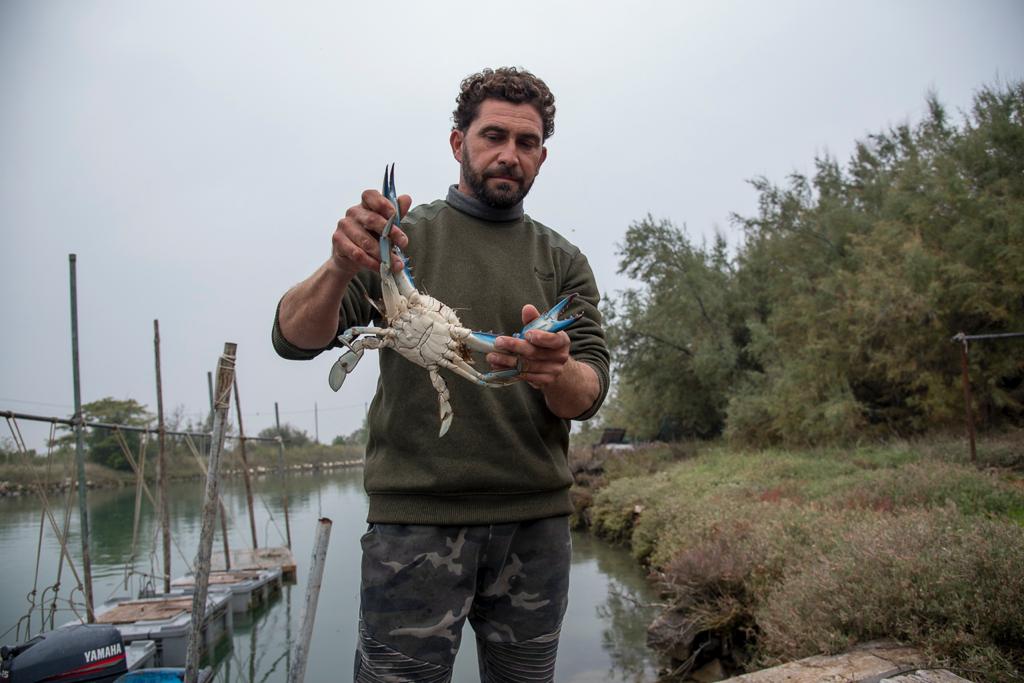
[452,67,556,141]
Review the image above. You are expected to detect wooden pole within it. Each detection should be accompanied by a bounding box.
[288,517,333,683]
[206,371,214,453]
[274,402,292,549]
[153,319,171,593]
[185,342,237,683]
[957,335,978,466]
[233,378,259,549]
[68,254,95,623]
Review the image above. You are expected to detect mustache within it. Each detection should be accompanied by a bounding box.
[484,165,523,181]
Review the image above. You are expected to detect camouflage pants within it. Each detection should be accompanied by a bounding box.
[354,516,571,682]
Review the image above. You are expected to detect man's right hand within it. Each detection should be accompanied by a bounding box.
[332,189,412,278]
[277,188,413,351]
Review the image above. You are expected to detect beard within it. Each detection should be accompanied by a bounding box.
[461,145,535,209]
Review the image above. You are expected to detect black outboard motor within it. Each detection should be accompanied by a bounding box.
[1,624,128,683]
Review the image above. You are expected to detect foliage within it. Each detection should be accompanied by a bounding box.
[584,440,1024,680]
[332,416,368,447]
[257,423,311,447]
[604,82,1024,445]
[59,397,154,471]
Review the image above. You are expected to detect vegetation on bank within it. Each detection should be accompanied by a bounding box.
[570,432,1024,681]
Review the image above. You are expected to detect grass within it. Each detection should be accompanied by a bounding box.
[571,428,1024,681]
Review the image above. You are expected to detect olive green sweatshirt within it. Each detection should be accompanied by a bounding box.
[273,187,610,524]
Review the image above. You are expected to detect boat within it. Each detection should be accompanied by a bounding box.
[1,624,155,683]
[91,593,232,668]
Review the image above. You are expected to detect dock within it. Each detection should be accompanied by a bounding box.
[171,567,283,613]
[211,546,297,582]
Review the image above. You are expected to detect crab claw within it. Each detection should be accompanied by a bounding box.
[516,294,583,338]
[328,348,363,391]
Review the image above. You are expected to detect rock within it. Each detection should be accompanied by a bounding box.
[691,658,728,682]
[721,640,974,682]
[647,609,702,663]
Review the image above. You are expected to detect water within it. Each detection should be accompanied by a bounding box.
[0,468,661,682]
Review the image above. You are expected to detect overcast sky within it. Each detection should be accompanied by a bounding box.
[2,1,1022,450]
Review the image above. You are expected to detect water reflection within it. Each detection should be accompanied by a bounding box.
[0,469,661,682]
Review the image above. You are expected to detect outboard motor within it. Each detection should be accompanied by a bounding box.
[1,624,128,683]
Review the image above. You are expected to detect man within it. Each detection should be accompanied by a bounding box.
[273,67,609,682]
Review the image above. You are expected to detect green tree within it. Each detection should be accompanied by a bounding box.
[65,398,154,471]
[607,82,1024,447]
[258,423,311,447]
[605,216,747,439]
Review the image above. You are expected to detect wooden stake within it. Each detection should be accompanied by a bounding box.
[185,342,237,683]
[288,518,332,683]
[233,377,258,549]
[153,319,171,593]
[68,254,95,623]
[274,402,292,549]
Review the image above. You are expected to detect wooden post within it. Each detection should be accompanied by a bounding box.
[185,342,237,683]
[233,378,259,549]
[288,517,333,683]
[274,402,292,549]
[206,371,214,453]
[68,254,95,623]
[957,335,978,466]
[153,319,172,593]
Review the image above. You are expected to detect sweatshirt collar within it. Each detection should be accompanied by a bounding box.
[446,185,524,222]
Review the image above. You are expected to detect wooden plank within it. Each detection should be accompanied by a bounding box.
[96,597,193,624]
[212,546,297,581]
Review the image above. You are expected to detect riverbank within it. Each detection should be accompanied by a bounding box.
[0,442,364,497]
[570,430,1024,682]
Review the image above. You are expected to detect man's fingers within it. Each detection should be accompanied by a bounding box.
[523,330,570,350]
[521,304,541,326]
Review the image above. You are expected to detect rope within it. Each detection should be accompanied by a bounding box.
[112,428,194,577]
[1,416,86,639]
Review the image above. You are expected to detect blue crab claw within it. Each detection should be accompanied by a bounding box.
[516,294,583,338]
[382,163,399,222]
[328,348,363,391]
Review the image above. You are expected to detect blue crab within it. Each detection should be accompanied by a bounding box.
[328,165,581,436]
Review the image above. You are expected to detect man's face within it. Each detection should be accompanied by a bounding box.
[450,99,548,209]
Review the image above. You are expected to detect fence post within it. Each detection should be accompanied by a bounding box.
[956,334,978,466]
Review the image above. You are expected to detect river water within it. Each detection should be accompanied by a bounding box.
[0,467,661,682]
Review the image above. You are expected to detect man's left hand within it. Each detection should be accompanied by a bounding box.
[487,304,570,390]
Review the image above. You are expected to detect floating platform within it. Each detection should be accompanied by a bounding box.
[115,666,213,682]
[93,593,233,667]
[170,567,283,614]
[211,546,296,582]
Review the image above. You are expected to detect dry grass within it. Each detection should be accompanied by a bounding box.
[577,432,1024,680]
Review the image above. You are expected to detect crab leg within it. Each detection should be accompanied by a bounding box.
[427,368,454,437]
[329,328,389,391]
[442,355,521,387]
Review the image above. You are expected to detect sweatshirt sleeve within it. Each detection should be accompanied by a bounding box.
[560,250,610,421]
[271,271,380,361]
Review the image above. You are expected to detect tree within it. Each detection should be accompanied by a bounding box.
[258,423,311,447]
[62,398,154,471]
[605,82,1024,447]
[605,216,747,439]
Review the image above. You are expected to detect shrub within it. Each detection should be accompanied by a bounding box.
[754,506,1024,681]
